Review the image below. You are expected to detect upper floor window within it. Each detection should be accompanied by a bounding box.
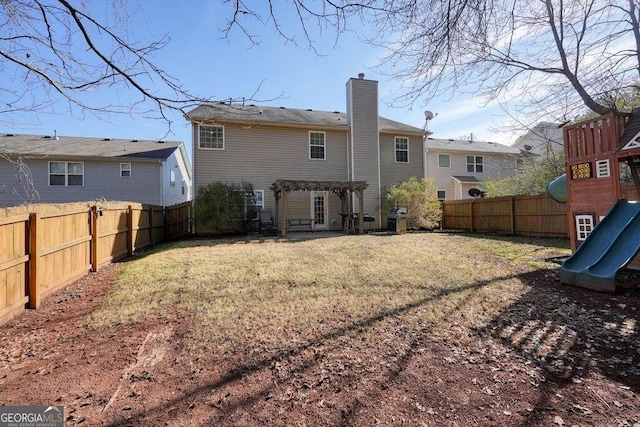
[438,153,450,168]
[49,161,84,186]
[309,131,326,160]
[466,155,484,173]
[120,163,131,177]
[395,137,409,163]
[170,170,176,187]
[199,125,224,150]
[437,190,446,201]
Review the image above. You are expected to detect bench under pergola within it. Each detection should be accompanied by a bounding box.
[270,179,368,237]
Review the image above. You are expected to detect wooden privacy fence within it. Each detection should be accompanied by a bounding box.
[0,201,191,324]
[442,194,568,237]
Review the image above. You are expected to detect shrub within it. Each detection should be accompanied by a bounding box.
[382,177,442,230]
[195,181,257,234]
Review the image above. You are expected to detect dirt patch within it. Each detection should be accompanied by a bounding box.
[0,243,639,426]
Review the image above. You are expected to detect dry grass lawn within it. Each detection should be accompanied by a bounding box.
[3,231,639,426]
[89,233,569,359]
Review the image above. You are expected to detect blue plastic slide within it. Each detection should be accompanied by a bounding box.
[560,199,640,292]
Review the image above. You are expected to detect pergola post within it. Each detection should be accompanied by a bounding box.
[274,193,280,229]
[357,189,364,234]
[270,179,368,236]
[281,189,288,237]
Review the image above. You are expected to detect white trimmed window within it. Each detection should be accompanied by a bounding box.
[309,131,326,160]
[120,163,131,177]
[253,190,264,207]
[575,214,594,241]
[395,137,409,163]
[467,155,484,173]
[199,125,224,150]
[438,153,450,168]
[437,190,446,201]
[596,160,610,178]
[49,161,84,186]
[170,170,176,187]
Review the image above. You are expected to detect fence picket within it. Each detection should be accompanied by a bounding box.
[0,201,191,324]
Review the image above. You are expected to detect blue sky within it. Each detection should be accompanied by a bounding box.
[2,1,518,161]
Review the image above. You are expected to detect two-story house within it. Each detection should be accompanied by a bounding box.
[185,74,427,233]
[425,137,523,200]
[0,133,192,207]
[511,122,564,157]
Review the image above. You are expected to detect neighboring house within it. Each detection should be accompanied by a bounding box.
[511,122,564,157]
[0,133,192,207]
[185,73,427,231]
[425,137,523,200]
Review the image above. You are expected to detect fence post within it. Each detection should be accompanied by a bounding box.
[27,213,39,309]
[469,199,474,232]
[149,206,154,245]
[91,206,99,272]
[510,196,515,235]
[127,205,134,256]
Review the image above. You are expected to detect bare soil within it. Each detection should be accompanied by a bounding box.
[1,241,639,426]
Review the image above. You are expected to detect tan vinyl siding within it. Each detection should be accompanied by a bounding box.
[379,133,424,193]
[347,78,381,225]
[194,123,348,228]
[427,151,519,200]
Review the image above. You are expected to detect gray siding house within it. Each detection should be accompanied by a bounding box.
[186,74,426,232]
[0,133,192,207]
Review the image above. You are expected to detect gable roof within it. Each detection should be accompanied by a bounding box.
[618,107,640,151]
[0,133,184,161]
[425,137,521,155]
[512,122,564,154]
[185,103,426,136]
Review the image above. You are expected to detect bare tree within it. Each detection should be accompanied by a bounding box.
[223,0,640,121]
[0,0,211,130]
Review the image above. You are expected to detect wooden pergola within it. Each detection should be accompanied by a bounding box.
[270,179,368,237]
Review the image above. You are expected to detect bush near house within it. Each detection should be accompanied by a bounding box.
[195,181,257,234]
[383,177,442,230]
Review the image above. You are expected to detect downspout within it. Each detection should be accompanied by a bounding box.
[159,160,164,207]
[424,147,429,179]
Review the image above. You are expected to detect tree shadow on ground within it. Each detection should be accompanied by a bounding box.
[103,237,638,426]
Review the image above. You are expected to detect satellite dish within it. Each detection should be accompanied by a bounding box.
[424,110,434,121]
[523,144,532,151]
[468,188,485,198]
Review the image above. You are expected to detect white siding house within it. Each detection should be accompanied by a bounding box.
[0,133,192,207]
[425,137,523,200]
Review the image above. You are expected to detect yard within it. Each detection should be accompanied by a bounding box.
[0,232,638,426]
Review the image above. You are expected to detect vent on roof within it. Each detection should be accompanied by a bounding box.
[103,138,111,141]
[279,106,286,109]
[333,111,340,114]
[131,139,139,142]
[5,134,14,137]
[306,109,313,111]
[43,135,51,139]
[157,140,165,144]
